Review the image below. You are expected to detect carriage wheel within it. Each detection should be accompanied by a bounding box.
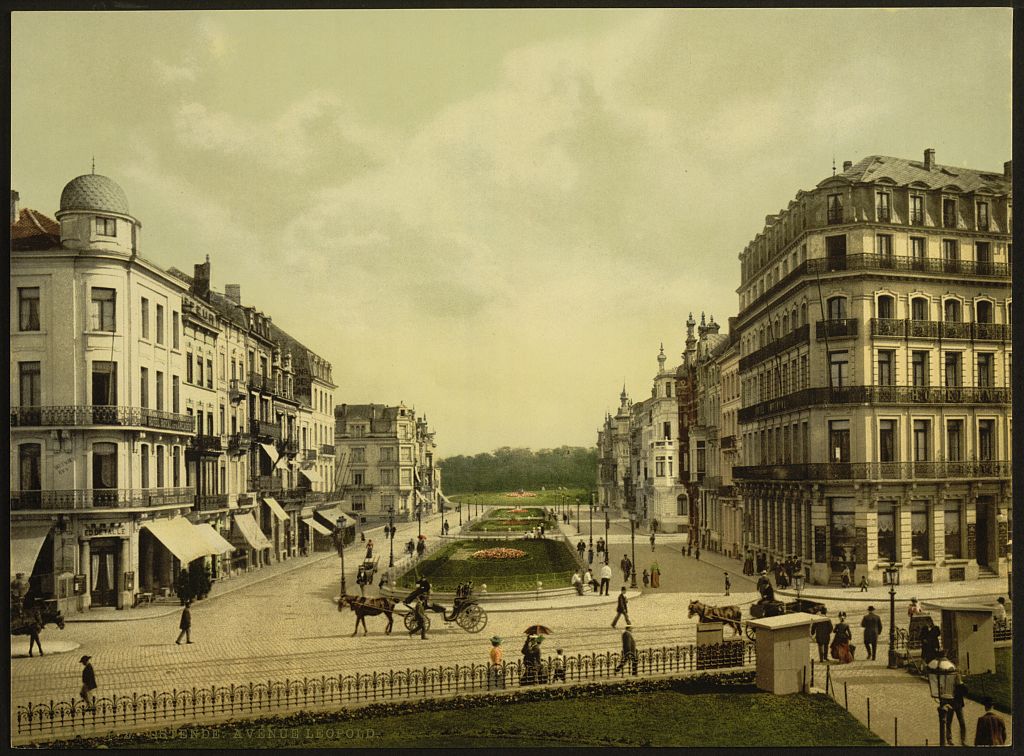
[456,604,487,633]
[403,611,431,633]
[745,624,757,641]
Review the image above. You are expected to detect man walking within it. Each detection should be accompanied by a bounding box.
[973,696,1006,745]
[724,573,731,596]
[860,606,882,661]
[811,611,834,663]
[649,532,656,552]
[615,627,638,675]
[409,595,428,639]
[80,655,98,711]
[611,586,631,628]
[176,600,193,644]
[599,562,612,596]
[620,554,632,583]
[577,540,586,560]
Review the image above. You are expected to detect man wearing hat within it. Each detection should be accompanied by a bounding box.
[860,605,883,661]
[80,655,98,711]
[756,571,774,603]
[488,636,505,689]
[724,572,731,596]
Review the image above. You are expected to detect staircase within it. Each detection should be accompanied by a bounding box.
[976,564,1000,579]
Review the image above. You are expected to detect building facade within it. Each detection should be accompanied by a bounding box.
[596,386,632,515]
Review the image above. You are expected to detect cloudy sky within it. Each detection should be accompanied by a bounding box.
[11,8,1011,456]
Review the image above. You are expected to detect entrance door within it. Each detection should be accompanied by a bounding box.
[89,538,120,607]
[976,497,992,568]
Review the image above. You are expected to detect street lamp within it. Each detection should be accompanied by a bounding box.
[629,512,638,589]
[604,506,610,565]
[416,503,422,538]
[333,517,348,599]
[793,571,804,606]
[884,562,900,669]
[588,491,595,549]
[927,653,957,746]
[576,497,581,532]
[388,507,395,568]
[458,504,462,526]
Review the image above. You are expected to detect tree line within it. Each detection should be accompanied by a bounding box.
[438,446,598,493]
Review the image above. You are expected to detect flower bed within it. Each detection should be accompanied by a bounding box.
[470,547,527,560]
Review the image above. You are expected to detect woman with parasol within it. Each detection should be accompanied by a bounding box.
[520,625,551,685]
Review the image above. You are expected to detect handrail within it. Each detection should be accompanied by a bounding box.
[11,487,197,510]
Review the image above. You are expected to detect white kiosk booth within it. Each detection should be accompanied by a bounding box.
[747,612,820,695]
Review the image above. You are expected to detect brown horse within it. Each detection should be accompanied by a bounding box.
[687,599,743,636]
[11,602,66,656]
[337,594,396,635]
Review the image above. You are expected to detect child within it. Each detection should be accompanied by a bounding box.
[858,575,868,592]
[642,569,650,587]
[552,648,566,682]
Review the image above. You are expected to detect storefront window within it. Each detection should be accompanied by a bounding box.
[944,503,962,559]
[830,506,856,571]
[877,502,897,563]
[911,505,930,560]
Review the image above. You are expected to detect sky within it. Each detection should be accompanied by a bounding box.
[11,8,1012,456]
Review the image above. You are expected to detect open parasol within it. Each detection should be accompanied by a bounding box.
[523,624,553,635]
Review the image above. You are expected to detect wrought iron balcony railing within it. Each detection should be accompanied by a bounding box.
[195,493,229,511]
[732,461,1009,482]
[228,432,252,454]
[816,318,859,340]
[10,405,195,433]
[304,448,318,461]
[320,443,336,455]
[228,379,246,402]
[188,434,223,454]
[11,487,196,511]
[250,419,282,442]
[283,438,299,456]
[249,476,282,492]
[939,321,971,340]
[738,324,810,372]
[720,435,737,450]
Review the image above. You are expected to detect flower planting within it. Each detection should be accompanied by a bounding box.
[470,547,527,560]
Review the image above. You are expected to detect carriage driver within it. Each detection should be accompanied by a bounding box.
[404,577,432,607]
[756,571,775,603]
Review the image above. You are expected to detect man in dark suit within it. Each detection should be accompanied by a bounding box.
[615,627,638,675]
[811,611,834,662]
[80,655,98,710]
[973,696,1006,746]
[860,606,883,660]
[176,600,193,644]
[612,586,631,628]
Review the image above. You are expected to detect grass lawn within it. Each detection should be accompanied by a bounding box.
[397,537,577,591]
[962,646,1012,714]
[468,506,555,532]
[116,686,884,748]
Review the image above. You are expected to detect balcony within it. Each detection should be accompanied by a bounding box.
[827,209,844,225]
[228,379,246,403]
[938,321,971,340]
[11,487,196,511]
[195,493,229,511]
[816,318,859,340]
[320,443,336,456]
[973,322,1011,341]
[228,432,252,454]
[247,372,274,394]
[250,419,282,442]
[720,435,737,450]
[283,438,299,457]
[739,324,810,372]
[304,448,318,461]
[187,434,223,456]
[10,405,195,433]
[249,476,282,492]
[732,461,1009,482]
[907,319,939,339]
[870,318,904,337]
[806,253,1008,279]
[236,494,254,507]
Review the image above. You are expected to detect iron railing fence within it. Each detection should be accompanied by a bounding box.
[733,461,1010,482]
[11,405,195,433]
[14,642,754,738]
[11,488,196,510]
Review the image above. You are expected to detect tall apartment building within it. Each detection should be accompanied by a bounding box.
[733,150,1012,586]
[596,386,632,514]
[334,403,441,520]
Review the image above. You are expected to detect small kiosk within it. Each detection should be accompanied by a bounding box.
[747,612,819,694]
[921,600,995,674]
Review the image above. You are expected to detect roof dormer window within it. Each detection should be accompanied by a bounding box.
[96,217,117,237]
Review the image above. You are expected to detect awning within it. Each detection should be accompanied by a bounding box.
[415,490,430,505]
[314,506,356,531]
[195,523,236,554]
[299,467,323,484]
[232,511,273,550]
[263,496,288,521]
[258,443,280,465]
[439,491,454,506]
[302,517,333,535]
[11,522,52,577]
[142,517,215,564]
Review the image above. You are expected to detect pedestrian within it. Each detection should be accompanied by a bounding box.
[488,636,505,689]
[993,597,1008,628]
[830,612,853,663]
[520,634,546,685]
[858,575,868,592]
[406,539,415,556]
[811,610,834,663]
[642,569,649,587]
[695,546,701,560]
[416,539,426,558]
[443,520,449,535]
[615,627,638,675]
[973,695,1006,746]
[681,544,687,559]
[860,606,882,661]
[583,567,597,593]
[571,570,584,595]
[945,669,968,746]
[552,647,567,683]
[650,561,661,588]
[649,532,656,551]
[724,573,731,596]
[378,570,390,590]
[599,562,612,596]
[921,623,941,664]
[588,547,594,565]
[908,597,922,620]
[539,524,545,538]
[687,543,692,557]
[79,655,98,711]
[620,554,632,583]
[175,600,193,644]
[577,540,586,559]
[408,595,428,639]
[611,586,631,628]
[841,565,851,588]
[366,539,374,559]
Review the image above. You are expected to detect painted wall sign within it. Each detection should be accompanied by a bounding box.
[83,522,128,538]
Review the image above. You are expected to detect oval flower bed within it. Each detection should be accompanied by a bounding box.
[470,547,527,560]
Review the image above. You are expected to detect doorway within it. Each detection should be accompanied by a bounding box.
[89,538,121,607]
[975,497,994,568]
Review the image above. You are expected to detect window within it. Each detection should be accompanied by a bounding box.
[978,420,995,461]
[353,471,364,486]
[829,351,849,387]
[400,469,412,486]
[944,503,962,558]
[172,311,180,349]
[92,361,117,405]
[155,371,164,411]
[197,357,204,387]
[944,352,962,387]
[140,444,150,488]
[910,236,926,264]
[19,443,41,491]
[351,496,365,512]
[825,234,847,260]
[351,447,365,463]
[946,420,963,462]
[155,304,164,345]
[19,361,41,406]
[400,446,412,462]
[910,195,924,224]
[876,233,893,258]
[186,352,193,383]
[943,300,962,322]
[156,446,165,487]
[826,296,847,320]
[911,351,929,387]
[911,297,929,321]
[141,297,149,339]
[90,288,116,331]
[828,420,850,463]
[877,295,895,319]
[976,201,989,230]
[942,198,957,228]
[206,359,214,389]
[380,446,394,462]
[140,367,149,408]
[696,441,706,473]
[206,413,214,436]
[878,350,895,386]
[96,216,116,236]
[942,238,959,261]
[827,194,843,224]
[172,447,181,487]
[877,502,897,562]
[219,406,225,435]
[913,420,931,462]
[92,442,118,490]
[18,287,40,331]
[911,504,930,560]
[976,300,993,323]
[976,241,991,267]
[656,460,665,477]
[172,376,180,413]
[879,420,897,462]
[876,191,891,222]
[663,421,671,439]
[977,353,993,387]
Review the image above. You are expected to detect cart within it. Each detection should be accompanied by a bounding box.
[745,597,827,639]
[399,583,489,634]
[356,557,380,588]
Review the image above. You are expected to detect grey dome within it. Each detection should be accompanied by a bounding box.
[59,174,130,215]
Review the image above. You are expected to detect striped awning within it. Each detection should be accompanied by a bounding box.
[314,506,356,531]
[302,517,333,535]
[11,522,52,577]
[194,523,236,554]
[299,467,323,484]
[263,497,288,521]
[142,517,216,564]
[258,443,280,465]
[232,511,273,550]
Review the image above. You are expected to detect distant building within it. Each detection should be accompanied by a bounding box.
[596,385,632,514]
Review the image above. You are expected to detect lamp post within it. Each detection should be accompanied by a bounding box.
[334,517,348,598]
[588,491,595,549]
[604,506,610,565]
[629,512,638,588]
[388,507,395,568]
[576,498,581,533]
[458,504,462,526]
[439,494,445,536]
[416,503,422,538]
[793,572,804,606]
[885,562,900,669]
[927,654,956,746]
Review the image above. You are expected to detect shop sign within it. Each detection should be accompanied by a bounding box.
[83,522,128,538]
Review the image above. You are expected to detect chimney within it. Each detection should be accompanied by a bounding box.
[10,190,19,224]
[924,148,936,171]
[192,255,211,299]
[1004,160,1012,179]
[225,283,241,304]
[842,160,852,172]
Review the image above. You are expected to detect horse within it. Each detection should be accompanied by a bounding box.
[687,599,743,637]
[337,594,396,636]
[11,602,66,656]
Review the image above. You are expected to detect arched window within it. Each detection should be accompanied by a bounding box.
[800,302,808,326]
[826,296,847,320]
[911,297,929,321]
[782,313,790,333]
[877,295,895,319]
[944,299,962,322]
[19,443,41,491]
[976,300,993,323]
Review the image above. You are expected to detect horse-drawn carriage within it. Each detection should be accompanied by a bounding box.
[688,597,828,641]
[355,557,380,588]
[401,581,488,634]
[336,580,488,636]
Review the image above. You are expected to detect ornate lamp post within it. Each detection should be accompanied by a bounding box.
[793,571,804,605]
[927,654,956,746]
[333,517,348,598]
[588,491,595,549]
[416,502,422,538]
[388,506,395,568]
[885,562,900,669]
[629,511,638,589]
[604,506,610,565]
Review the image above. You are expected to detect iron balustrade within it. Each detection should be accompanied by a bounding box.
[738,324,810,372]
[720,435,737,450]
[188,435,223,454]
[283,438,300,456]
[939,321,971,340]
[816,318,859,339]
[10,405,194,433]
[320,443,336,455]
[249,476,282,492]
[250,420,282,442]
[236,494,254,506]
[973,322,1011,341]
[10,487,196,510]
[228,432,252,454]
[908,319,939,338]
[228,379,245,402]
[870,318,904,337]
[732,461,1010,481]
[14,641,755,739]
[195,493,229,511]
[305,448,318,461]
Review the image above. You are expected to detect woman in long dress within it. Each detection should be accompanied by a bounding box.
[830,612,854,663]
[650,562,661,588]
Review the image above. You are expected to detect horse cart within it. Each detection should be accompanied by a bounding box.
[356,557,380,589]
[401,582,488,634]
[745,597,828,638]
